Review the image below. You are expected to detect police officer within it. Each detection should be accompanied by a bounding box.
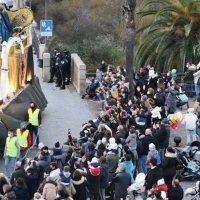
[58,55,68,90]
[16,122,31,161]
[48,48,59,83]
[55,51,63,87]
[64,48,71,85]
[4,129,20,178]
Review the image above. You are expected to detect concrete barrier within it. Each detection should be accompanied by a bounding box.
[43,53,50,82]
[71,53,86,95]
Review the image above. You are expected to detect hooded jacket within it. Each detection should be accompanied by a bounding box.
[125,133,137,147]
[100,162,109,189]
[72,176,87,200]
[42,181,57,200]
[87,142,96,162]
[162,152,176,177]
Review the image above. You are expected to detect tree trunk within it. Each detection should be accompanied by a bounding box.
[123,0,136,100]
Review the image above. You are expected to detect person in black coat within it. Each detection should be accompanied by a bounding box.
[141,128,159,175]
[12,177,30,200]
[64,48,71,85]
[168,179,184,200]
[21,161,38,198]
[72,170,87,200]
[162,147,177,192]
[152,124,167,163]
[145,157,163,190]
[99,156,109,200]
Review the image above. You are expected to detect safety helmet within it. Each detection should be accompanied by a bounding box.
[20,122,27,129]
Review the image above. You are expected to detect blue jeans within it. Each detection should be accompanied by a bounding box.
[186,129,196,145]
[5,156,17,178]
[30,125,39,146]
[195,84,200,98]
[20,150,27,161]
[141,155,147,175]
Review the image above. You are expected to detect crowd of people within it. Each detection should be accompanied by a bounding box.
[3,62,200,200]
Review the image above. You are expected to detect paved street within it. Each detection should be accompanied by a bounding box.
[0,54,197,199]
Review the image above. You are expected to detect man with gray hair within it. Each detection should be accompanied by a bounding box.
[111,163,131,200]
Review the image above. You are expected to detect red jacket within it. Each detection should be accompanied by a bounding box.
[15,129,32,150]
[150,184,168,196]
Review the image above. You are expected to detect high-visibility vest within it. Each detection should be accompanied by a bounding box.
[16,129,28,148]
[6,137,18,157]
[28,108,40,126]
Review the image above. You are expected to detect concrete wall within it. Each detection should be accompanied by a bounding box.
[71,53,86,95]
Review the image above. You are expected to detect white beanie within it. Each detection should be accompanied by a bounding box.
[108,137,118,150]
[149,143,155,151]
[91,157,98,164]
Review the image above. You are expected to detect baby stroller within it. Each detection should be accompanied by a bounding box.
[175,148,198,181]
[184,181,200,200]
[176,92,189,110]
[81,78,99,99]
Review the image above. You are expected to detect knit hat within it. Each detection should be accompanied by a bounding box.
[149,143,155,151]
[108,137,118,150]
[38,142,45,150]
[88,157,100,176]
[55,141,60,148]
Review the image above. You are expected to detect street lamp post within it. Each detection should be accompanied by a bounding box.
[29,0,31,9]
[44,0,48,52]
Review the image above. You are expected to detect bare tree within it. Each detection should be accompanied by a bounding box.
[123,0,136,100]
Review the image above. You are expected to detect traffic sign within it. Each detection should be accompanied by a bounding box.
[40,20,53,36]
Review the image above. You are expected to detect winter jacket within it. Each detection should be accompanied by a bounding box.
[72,176,87,200]
[145,166,163,190]
[162,152,176,177]
[166,86,179,113]
[42,181,57,200]
[49,168,61,181]
[52,148,62,156]
[115,130,126,139]
[87,142,96,162]
[153,128,167,149]
[146,150,159,168]
[106,153,119,174]
[111,172,131,198]
[150,183,168,197]
[97,143,106,158]
[122,160,135,184]
[38,154,51,180]
[136,139,143,158]
[1,189,16,200]
[125,133,137,147]
[87,167,101,190]
[164,125,171,148]
[168,185,184,200]
[57,183,76,197]
[182,113,198,130]
[10,168,24,185]
[21,162,38,198]
[93,132,105,143]
[100,162,109,189]
[141,135,159,155]
[12,184,30,200]
[183,65,196,82]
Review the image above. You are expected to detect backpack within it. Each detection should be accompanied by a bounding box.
[153,153,161,165]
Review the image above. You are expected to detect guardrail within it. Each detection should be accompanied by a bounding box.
[32,28,40,58]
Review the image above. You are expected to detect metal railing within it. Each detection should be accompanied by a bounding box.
[32,28,40,58]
